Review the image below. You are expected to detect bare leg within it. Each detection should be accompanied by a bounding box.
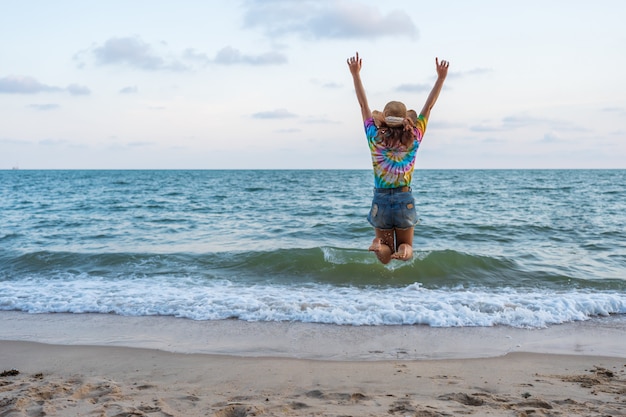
[391,227,414,261]
[369,229,394,264]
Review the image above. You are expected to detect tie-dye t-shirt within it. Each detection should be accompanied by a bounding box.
[364,115,427,188]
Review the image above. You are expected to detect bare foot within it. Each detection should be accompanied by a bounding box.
[369,238,392,264]
[391,243,413,261]
[368,238,383,252]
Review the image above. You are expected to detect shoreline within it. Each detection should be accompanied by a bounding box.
[1,312,625,416]
[1,311,625,360]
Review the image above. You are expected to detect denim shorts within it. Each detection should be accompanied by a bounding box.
[367,188,418,230]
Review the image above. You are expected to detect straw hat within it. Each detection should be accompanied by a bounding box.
[382,101,407,127]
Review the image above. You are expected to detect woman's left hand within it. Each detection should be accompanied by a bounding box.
[347,52,363,76]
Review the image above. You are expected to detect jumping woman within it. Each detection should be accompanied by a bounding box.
[347,52,449,264]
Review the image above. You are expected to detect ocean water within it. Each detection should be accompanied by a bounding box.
[1,169,625,328]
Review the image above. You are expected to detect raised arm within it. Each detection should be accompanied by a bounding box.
[420,57,449,120]
[347,52,372,122]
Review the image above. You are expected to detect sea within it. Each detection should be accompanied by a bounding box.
[1,169,625,329]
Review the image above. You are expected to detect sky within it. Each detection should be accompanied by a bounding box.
[1,0,625,170]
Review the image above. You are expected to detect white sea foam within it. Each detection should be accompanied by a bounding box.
[1,276,625,328]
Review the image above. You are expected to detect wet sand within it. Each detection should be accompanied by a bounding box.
[1,312,625,416]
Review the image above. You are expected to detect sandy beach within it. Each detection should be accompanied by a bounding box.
[1,313,625,416]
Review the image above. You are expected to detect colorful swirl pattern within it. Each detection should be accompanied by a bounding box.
[364,116,427,188]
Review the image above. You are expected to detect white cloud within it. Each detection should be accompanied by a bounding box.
[0,138,32,145]
[395,83,430,93]
[252,109,297,119]
[90,36,189,71]
[84,37,287,71]
[0,76,62,94]
[602,107,623,112]
[183,47,287,66]
[66,84,91,96]
[322,82,342,89]
[540,131,563,143]
[39,138,70,146]
[242,0,417,40]
[447,67,493,80]
[0,76,91,96]
[470,114,581,132]
[213,46,287,66]
[27,103,61,111]
[119,86,138,94]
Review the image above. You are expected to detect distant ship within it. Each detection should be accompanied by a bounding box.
[11,166,19,170]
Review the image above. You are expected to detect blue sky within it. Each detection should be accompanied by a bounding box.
[1,0,625,169]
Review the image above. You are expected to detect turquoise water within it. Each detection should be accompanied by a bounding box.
[1,169,625,327]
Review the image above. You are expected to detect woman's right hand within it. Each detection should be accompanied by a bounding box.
[435,57,449,80]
